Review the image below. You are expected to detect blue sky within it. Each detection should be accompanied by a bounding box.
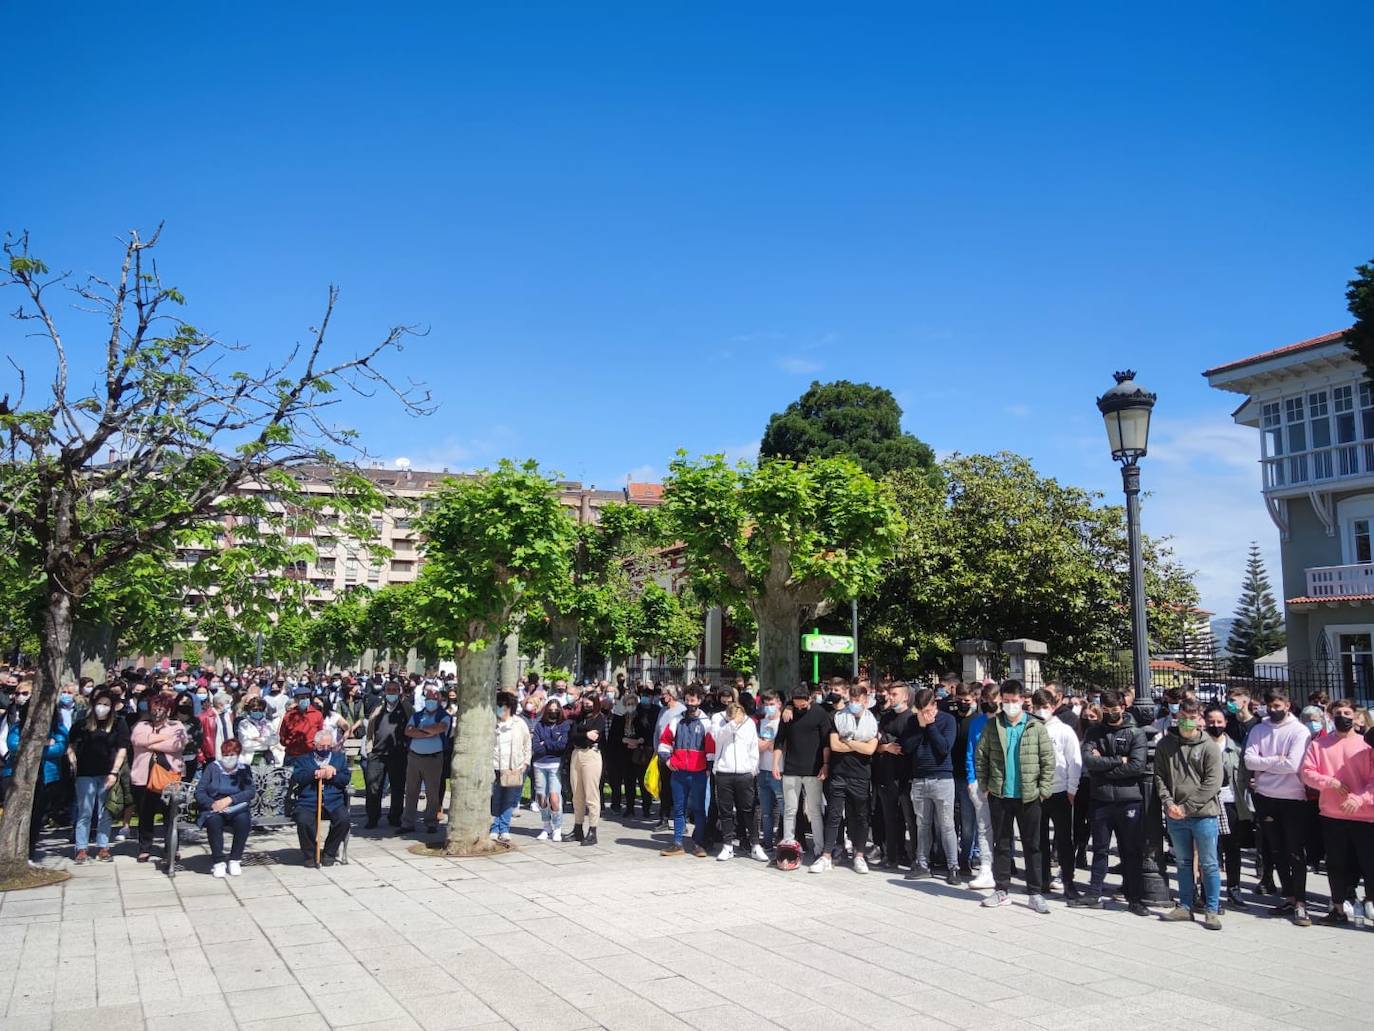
[5,3,1373,617]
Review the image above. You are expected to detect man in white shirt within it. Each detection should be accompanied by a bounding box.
[711,703,766,862]
[1031,688,1083,899]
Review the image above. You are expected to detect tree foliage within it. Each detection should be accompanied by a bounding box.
[864,452,1200,681]
[663,452,903,693]
[0,226,428,881]
[1347,259,1374,373]
[760,379,937,480]
[1226,542,1286,674]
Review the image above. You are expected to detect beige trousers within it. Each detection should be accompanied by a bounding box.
[570,748,603,829]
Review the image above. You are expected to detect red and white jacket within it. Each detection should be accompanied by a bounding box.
[658,710,715,772]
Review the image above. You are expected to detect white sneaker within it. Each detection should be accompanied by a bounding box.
[552,830,563,843]
[536,830,550,842]
[1028,893,1050,914]
[853,855,869,875]
[498,832,511,843]
[489,832,500,840]
[1049,876,1064,892]
[750,845,769,862]
[809,855,832,875]
[227,861,241,877]
[1364,899,1374,925]
[212,862,227,879]
[717,845,734,862]
[970,868,996,889]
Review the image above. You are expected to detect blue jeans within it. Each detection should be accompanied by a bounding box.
[533,764,563,832]
[73,775,112,852]
[1167,815,1221,914]
[757,771,783,848]
[671,769,708,846]
[490,778,522,834]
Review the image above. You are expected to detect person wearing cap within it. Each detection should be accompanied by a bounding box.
[290,729,352,867]
[279,686,324,761]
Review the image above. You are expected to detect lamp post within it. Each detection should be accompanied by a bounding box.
[1096,369,1170,903]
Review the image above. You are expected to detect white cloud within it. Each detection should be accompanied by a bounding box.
[1004,403,1032,418]
[623,463,659,484]
[777,355,823,375]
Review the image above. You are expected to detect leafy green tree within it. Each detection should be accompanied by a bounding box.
[864,452,1199,681]
[663,453,903,695]
[1347,259,1374,372]
[364,582,424,663]
[760,380,937,480]
[0,227,426,884]
[630,582,701,661]
[412,460,575,855]
[307,588,370,668]
[1226,542,1286,674]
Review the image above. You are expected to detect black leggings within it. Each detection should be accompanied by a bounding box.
[135,785,173,857]
[1255,793,1310,902]
[1220,803,1243,889]
[1324,816,1374,905]
[1039,790,1075,886]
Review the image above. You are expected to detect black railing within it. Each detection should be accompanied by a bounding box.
[1065,658,1369,707]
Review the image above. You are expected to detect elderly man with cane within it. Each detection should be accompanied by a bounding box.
[291,728,352,867]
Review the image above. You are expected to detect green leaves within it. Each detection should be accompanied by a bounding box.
[1347,259,1374,373]
[414,460,576,651]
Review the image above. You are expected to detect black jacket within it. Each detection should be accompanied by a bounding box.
[571,713,606,751]
[1081,714,1148,803]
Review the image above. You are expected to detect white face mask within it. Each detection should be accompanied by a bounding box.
[1034,708,1052,721]
[1002,702,1024,719]
[94,704,111,719]
[220,756,240,771]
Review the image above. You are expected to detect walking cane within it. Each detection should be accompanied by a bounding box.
[314,776,323,867]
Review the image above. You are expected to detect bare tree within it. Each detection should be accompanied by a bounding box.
[0,226,432,882]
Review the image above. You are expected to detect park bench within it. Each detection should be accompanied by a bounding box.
[160,763,349,877]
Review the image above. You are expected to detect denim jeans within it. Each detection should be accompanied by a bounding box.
[73,775,112,852]
[490,778,523,834]
[533,763,564,832]
[671,769,708,846]
[910,777,958,871]
[1167,815,1221,914]
[756,771,783,847]
[964,781,992,871]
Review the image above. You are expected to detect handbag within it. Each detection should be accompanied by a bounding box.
[499,766,525,788]
[146,751,181,794]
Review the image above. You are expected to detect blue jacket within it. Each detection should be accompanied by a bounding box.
[3,715,68,785]
[965,712,991,785]
[195,761,257,826]
[290,750,351,812]
[531,720,569,763]
[900,710,957,779]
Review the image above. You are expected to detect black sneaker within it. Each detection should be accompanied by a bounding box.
[1127,901,1152,917]
[1272,900,1296,918]
[1227,887,1248,910]
[1067,895,1103,909]
[945,870,962,886]
[905,865,932,880]
[1319,907,1349,926]
[1258,879,1277,896]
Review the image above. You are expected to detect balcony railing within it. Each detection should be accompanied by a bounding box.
[1307,563,1374,598]
[1265,443,1374,491]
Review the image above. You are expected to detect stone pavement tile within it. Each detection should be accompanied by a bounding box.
[262,920,339,948]
[987,994,1062,1019]
[50,1002,144,1031]
[769,1006,877,1031]
[371,964,464,999]
[215,955,301,992]
[141,991,235,1021]
[401,989,506,1030]
[224,984,323,1023]
[309,979,411,1026]
[632,975,712,1013]
[677,1004,792,1031]
[1,1013,54,1031]
[239,1014,332,1031]
[888,989,1010,1030]
[579,997,695,1031]
[294,960,372,994]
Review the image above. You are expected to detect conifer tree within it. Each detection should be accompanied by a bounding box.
[1226,542,1286,673]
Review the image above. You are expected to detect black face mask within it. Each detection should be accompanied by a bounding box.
[1103,711,1123,725]
[956,702,973,715]
[1205,725,1226,738]
[1269,709,1288,723]
[1334,714,1355,733]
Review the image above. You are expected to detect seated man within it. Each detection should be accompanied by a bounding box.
[290,728,352,867]
[195,738,256,877]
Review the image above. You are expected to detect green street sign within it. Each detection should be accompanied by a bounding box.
[802,632,855,655]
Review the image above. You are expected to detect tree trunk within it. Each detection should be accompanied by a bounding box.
[755,596,801,699]
[444,641,503,856]
[0,586,74,881]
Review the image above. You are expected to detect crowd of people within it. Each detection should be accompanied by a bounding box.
[3,663,1374,933]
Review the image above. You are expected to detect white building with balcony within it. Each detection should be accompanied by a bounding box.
[1206,328,1373,693]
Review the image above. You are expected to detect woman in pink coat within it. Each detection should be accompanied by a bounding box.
[1300,697,1374,926]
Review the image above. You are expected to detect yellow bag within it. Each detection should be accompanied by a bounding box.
[642,758,660,800]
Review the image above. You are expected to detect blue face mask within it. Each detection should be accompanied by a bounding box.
[936,689,948,700]
[59,694,74,708]
[138,700,150,713]
[765,704,779,716]
[1168,703,1180,715]
[297,699,311,711]
[846,702,862,715]
[250,710,266,721]
[1226,701,1240,714]
[424,699,439,713]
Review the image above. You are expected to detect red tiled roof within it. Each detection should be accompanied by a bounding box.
[1286,594,1374,605]
[1150,659,1196,672]
[1203,329,1350,377]
[627,482,663,501]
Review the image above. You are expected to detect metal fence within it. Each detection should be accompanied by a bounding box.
[1068,656,1370,707]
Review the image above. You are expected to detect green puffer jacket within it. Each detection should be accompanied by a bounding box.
[974,714,1055,801]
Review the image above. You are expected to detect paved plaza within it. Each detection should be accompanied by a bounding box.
[1,804,1369,1031]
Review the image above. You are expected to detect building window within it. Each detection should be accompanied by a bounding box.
[392,560,413,573]
[318,558,336,574]
[371,517,384,533]
[345,558,358,582]
[1355,520,1373,564]
[367,562,381,583]
[1262,402,1282,457]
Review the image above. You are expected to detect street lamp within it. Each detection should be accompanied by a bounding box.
[1096,369,1170,902]
[1096,369,1156,700]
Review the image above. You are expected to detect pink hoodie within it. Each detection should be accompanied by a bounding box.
[1299,732,1374,822]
